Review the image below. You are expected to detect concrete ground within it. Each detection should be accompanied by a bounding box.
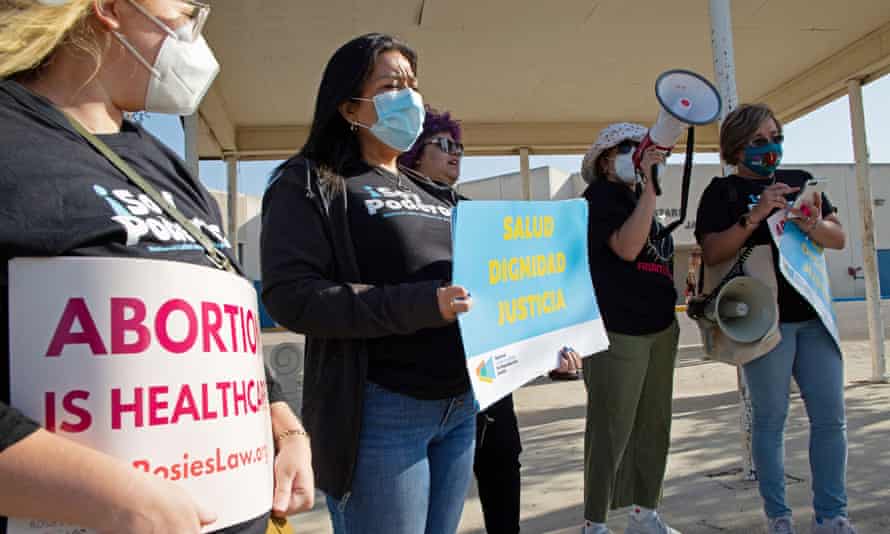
[275,301,890,534]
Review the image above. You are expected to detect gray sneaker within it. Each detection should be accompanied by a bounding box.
[625,512,681,534]
[811,516,857,534]
[582,523,613,534]
[768,516,796,534]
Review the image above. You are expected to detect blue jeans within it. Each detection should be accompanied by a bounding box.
[326,382,477,534]
[743,320,848,520]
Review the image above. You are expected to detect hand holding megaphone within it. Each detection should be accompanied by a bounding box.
[636,146,667,197]
[633,70,723,196]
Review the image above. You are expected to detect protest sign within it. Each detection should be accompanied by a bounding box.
[767,211,841,349]
[452,200,608,409]
[9,257,273,533]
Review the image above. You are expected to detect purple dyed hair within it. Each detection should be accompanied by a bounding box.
[398,107,462,169]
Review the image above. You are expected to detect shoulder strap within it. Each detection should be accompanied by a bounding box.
[65,114,236,274]
[701,244,754,307]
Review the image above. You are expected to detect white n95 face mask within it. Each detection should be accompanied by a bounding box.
[115,18,219,116]
[144,30,219,115]
[614,152,638,184]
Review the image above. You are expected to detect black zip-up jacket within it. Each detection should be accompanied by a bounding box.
[260,157,455,499]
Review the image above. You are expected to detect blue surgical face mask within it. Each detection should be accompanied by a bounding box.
[352,88,425,152]
[743,142,783,177]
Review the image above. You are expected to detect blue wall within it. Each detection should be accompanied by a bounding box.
[253,280,278,329]
[879,249,890,298]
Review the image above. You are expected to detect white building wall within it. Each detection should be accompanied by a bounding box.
[216,164,890,299]
[457,163,890,300]
[208,190,262,280]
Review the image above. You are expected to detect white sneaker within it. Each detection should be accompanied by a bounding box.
[625,511,681,534]
[768,516,796,534]
[811,516,857,534]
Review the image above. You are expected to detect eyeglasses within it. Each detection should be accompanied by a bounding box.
[749,134,784,148]
[425,137,464,156]
[615,140,639,155]
[128,0,211,43]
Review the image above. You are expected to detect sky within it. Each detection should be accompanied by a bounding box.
[142,74,890,198]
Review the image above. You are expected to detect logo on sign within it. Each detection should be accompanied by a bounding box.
[476,357,497,383]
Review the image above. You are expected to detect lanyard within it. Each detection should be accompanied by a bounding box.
[65,114,236,274]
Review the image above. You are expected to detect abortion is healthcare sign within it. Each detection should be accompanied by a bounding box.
[767,211,841,349]
[8,257,274,533]
[452,200,608,409]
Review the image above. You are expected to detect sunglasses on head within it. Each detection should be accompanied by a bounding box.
[749,134,784,148]
[615,140,639,155]
[425,137,464,156]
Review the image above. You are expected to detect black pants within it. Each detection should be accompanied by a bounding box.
[473,394,522,534]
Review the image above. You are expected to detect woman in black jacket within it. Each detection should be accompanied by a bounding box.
[261,34,475,534]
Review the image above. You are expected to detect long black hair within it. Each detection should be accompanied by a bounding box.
[290,33,417,177]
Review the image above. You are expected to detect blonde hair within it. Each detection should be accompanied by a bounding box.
[0,0,100,79]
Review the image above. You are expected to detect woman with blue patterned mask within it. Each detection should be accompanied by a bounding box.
[695,104,851,534]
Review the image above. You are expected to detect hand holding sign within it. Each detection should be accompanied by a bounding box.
[557,347,583,374]
[272,432,315,517]
[751,183,799,224]
[437,285,473,321]
[107,469,217,534]
[789,186,824,234]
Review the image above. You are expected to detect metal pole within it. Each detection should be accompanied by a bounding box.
[225,154,239,252]
[183,114,200,179]
[709,0,738,124]
[519,147,531,200]
[847,79,887,382]
[710,0,756,480]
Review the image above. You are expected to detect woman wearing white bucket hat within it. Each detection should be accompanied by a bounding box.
[579,123,681,534]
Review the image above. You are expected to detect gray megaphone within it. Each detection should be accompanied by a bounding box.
[634,69,722,195]
[704,276,776,343]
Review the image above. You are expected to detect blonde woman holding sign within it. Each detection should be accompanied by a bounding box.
[0,1,311,533]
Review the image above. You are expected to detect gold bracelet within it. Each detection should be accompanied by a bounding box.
[275,428,309,445]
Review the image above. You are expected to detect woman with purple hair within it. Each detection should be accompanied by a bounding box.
[400,108,521,534]
[399,108,463,187]
[400,108,582,534]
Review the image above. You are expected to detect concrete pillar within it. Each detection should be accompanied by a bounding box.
[519,147,531,200]
[225,154,239,252]
[709,0,738,124]
[847,79,887,382]
[183,114,200,179]
[710,0,755,480]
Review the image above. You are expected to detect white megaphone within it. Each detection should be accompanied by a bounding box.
[703,276,776,343]
[634,69,722,195]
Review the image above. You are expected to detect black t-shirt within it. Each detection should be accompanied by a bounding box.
[694,170,835,323]
[345,166,469,400]
[583,179,677,335]
[0,80,267,534]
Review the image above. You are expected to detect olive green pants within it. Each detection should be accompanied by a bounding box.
[582,321,679,522]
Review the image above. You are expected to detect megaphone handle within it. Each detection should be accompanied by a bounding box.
[649,163,662,196]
